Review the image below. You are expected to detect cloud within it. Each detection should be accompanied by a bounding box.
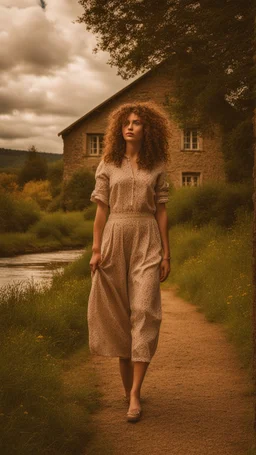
[0,0,139,154]
[0,5,71,74]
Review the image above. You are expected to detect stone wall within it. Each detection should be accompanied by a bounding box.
[61,63,226,187]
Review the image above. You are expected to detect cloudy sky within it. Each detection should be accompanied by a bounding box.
[0,0,139,154]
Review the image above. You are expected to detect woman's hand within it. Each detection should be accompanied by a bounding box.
[159,259,171,282]
[89,251,102,276]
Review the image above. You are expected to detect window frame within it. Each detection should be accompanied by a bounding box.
[87,133,104,156]
[181,172,201,187]
[181,128,202,151]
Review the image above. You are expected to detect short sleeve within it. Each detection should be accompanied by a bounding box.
[155,168,170,204]
[90,160,110,206]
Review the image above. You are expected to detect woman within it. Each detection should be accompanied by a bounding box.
[88,100,171,422]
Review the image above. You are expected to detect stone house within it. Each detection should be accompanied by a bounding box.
[58,61,226,188]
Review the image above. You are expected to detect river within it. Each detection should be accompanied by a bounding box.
[0,248,85,290]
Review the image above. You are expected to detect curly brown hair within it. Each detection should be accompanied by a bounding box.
[102,101,172,171]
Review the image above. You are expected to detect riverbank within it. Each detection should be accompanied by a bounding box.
[0,249,99,455]
[0,201,255,453]
[0,211,93,258]
[0,235,86,257]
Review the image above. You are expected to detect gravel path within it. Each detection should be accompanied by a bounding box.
[86,286,255,454]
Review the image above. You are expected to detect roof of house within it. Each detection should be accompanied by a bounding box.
[58,61,166,137]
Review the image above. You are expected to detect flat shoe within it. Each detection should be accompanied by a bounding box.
[126,408,142,423]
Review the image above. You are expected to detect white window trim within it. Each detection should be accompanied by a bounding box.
[181,171,202,187]
[87,134,104,156]
[181,128,203,151]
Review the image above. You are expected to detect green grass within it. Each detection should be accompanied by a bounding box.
[0,211,93,257]
[167,179,253,227]
[166,207,253,374]
[0,247,99,455]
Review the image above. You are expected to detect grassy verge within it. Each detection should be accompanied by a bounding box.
[164,207,253,375]
[0,211,93,257]
[0,248,102,455]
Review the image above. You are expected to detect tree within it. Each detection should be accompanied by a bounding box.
[21,180,52,210]
[77,0,255,181]
[18,145,48,186]
[47,160,64,197]
[77,0,256,430]
[63,168,95,211]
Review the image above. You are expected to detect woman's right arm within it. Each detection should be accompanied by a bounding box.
[90,200,109,273]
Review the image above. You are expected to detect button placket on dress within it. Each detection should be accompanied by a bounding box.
[125,155,136,208]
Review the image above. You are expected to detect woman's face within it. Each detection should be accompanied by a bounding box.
[121,112,144,143]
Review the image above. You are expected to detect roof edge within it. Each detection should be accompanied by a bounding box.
[58,61,166,137]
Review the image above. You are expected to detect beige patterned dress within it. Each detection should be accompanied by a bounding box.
[87,154,170,363]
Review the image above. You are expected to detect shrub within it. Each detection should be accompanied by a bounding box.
[167,180,253,227]
[29,212,85,240]
[0,173,19,193]
[21,180,52,210]
[83,203,97,220]
[47,160,64,198]
[63,169,95,211]
[0,191,41,233]
[46,194,63,212]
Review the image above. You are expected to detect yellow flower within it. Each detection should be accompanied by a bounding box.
[37,335,44,339]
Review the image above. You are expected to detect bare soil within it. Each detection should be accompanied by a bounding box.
[85,285,256,454]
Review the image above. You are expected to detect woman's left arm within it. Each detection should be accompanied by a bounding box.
[155,203,171,282]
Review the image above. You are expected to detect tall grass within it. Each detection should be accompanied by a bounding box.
[167,208,253,373]
[0,248,100,455]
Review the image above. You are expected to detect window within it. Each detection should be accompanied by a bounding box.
[183,128,200,150]
[87,134,104,155]
[182,172,201,187]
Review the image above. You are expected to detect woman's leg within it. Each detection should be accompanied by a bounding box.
[128,361,150,411]
[119,357,133,399]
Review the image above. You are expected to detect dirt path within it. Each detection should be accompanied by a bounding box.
[86,286,255,455]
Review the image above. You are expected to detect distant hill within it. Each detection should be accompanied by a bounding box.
[0,148,63,170]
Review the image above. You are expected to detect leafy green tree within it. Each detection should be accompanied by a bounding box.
[77,0,255,181]
[18,145,48,186]
[63,168,95,211]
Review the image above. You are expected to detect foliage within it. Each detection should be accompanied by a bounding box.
[83,203,97,220]
[0,148,62,169]
[167,209,253,371]
[167,180,253,227]
[0,191,41,233]
[0,261,99,454]
[47,160,64,197]
[77,0,255,181]
[28,211,90,243]
[63,168,95,211]
[46,194,63,212]
[18,145,48,186]
[21,180,52,210]
[0,173,19,193]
